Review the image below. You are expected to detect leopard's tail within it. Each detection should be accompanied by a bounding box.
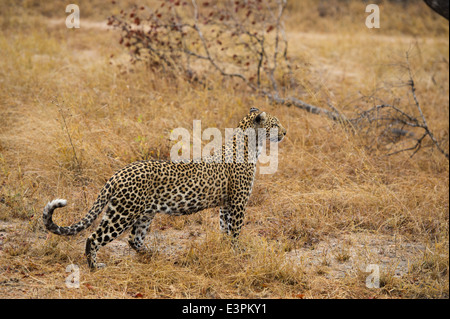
[43,189,110,236]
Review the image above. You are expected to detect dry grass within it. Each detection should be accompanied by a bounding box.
[0,1,448,299]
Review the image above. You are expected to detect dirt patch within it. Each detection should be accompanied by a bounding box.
[288,232,426,280]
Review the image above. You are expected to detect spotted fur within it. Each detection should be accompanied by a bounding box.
[43,108,287,269]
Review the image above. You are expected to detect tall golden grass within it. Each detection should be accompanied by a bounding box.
[0,0,448,298]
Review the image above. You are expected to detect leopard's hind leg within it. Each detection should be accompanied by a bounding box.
[85,204,133,269]
[128,212,156,253]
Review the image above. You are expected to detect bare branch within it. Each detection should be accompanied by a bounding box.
[265,92,345,122]
[405,53,449,159]
[349,53,449,160]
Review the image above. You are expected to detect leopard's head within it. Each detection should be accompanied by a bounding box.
[244,107,287,143]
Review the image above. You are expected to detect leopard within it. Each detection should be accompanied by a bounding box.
[43,108,287,269]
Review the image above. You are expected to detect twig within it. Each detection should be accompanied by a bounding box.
[405,53,449,159]
[52,98,83,174]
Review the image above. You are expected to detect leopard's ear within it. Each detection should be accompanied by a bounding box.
[250,107,260,113]
[254,112,267,124]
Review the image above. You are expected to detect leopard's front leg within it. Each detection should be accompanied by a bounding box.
[219,206,230,235]
[224,171,253,248]
[227,204,245,243]
[219,203,245,249]
[225,198,249,251]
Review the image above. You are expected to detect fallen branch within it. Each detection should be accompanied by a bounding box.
[264,92,344,122]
